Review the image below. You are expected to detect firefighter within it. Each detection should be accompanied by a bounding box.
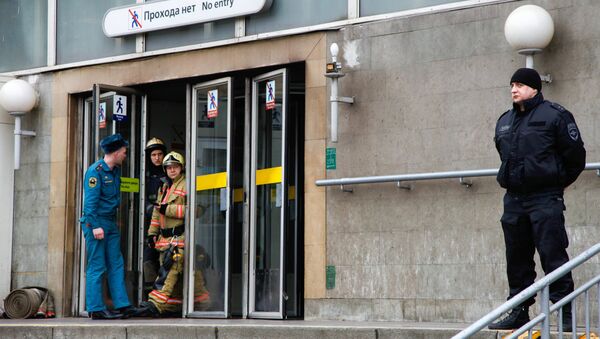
[130,151,211,317]
[142,137,168,295]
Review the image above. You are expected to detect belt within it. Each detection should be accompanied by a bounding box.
[160,225,185,237]
[507,187,563,198]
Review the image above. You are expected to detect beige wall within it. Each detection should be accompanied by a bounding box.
[48,33,328,315]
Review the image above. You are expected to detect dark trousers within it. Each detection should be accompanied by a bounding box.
[143,218,159,288]
[501,192,574,307]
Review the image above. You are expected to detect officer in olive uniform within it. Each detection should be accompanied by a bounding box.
[80,134,134,320]
[490,68,586,331]
[142,137,168,295]
[131,151,210,317]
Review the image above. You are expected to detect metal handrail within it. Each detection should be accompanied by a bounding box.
[315,162,600,188]
[453,243,600,339]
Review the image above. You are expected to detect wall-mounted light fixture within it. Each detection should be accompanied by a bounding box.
[324,43,355,143]
[0,79,38,170]
[505,4,554,82]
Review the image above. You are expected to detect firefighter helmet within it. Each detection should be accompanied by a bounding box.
[163,151,185,168]
[145,137,167,154]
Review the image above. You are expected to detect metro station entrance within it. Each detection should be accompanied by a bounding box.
[75,64,304,319]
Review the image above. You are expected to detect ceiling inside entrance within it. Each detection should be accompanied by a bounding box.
[137,80,187,102]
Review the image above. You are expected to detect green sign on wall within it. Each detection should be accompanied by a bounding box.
[326,147,336,170]
[120,177,140,192]
[326,265,336,289]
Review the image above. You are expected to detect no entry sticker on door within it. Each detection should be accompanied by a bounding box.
[266,80,275,110]
[207,89,218,118]
[98,102,107,129]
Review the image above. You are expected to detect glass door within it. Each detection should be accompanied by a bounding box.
[77,84,143,316]
[188,78,232,317]
[249,69,287,319]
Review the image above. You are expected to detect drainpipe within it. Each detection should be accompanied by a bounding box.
[324,43,355,143]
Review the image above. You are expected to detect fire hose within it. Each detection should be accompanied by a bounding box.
[3,287,55,319]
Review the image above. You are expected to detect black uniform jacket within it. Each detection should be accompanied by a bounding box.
[145,164,168,217]
[494,93,586,194]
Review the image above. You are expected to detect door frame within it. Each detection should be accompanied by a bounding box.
[75,84,144,316]
[248,68,288,319]
[186,77,233,318]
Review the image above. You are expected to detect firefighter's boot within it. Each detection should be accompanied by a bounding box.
[130,301,160,318]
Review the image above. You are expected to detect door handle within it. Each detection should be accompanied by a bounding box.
[275,183,282,208]
[220,188,228,211]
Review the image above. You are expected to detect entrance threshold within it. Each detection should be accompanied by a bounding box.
[0,318,483,338]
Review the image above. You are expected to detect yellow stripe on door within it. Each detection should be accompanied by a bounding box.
[233,188,244,203]
[196,172,227,191]
[256,166,282,186]
[232,187,293,203]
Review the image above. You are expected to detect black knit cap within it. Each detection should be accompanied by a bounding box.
[510,68,542,92]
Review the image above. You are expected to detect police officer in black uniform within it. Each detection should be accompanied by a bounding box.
[489,68,586,331]
[143,137,169,295]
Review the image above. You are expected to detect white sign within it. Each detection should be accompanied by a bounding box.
[113,95,127,122]
[266,80,275,110]
[98,102,107,128]
[207,89,218,118]
[103,0,272,37]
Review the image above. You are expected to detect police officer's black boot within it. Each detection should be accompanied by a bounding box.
[89,309,123,320]
[488,306,530,330]
[561,304,573,332]
[129,301,160,318]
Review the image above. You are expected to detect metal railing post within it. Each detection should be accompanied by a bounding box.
[571,302,577,339]
[597,283,600,336]
[541,286,550,338]
[585,290,590,338]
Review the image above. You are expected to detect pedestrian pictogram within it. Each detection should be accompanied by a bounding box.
[272,108,281,130]
[98,102,107,129]
[207,89,218,118]
[129,9,142,30]
[113,95,128,122]
[266,80,275,110]
[116,97,124,114]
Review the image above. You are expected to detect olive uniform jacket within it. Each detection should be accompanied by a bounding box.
[148,174,186,250]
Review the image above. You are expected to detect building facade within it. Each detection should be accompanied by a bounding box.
[1,0,600,322]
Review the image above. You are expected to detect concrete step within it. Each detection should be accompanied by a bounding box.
[0,318,497,339]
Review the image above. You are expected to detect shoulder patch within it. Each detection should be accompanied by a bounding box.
[88,177,98,188]
[567,122,579,141]
[550,102,566,112]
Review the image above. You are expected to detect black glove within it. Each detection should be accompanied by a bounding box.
[146,235,156,249]
[159,203,168,215]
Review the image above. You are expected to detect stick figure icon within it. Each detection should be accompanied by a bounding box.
[116,98,124,114]
[209,91,217,110]
[272,109,281,125]
[131,10,141,28]
[267,82,274,102]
